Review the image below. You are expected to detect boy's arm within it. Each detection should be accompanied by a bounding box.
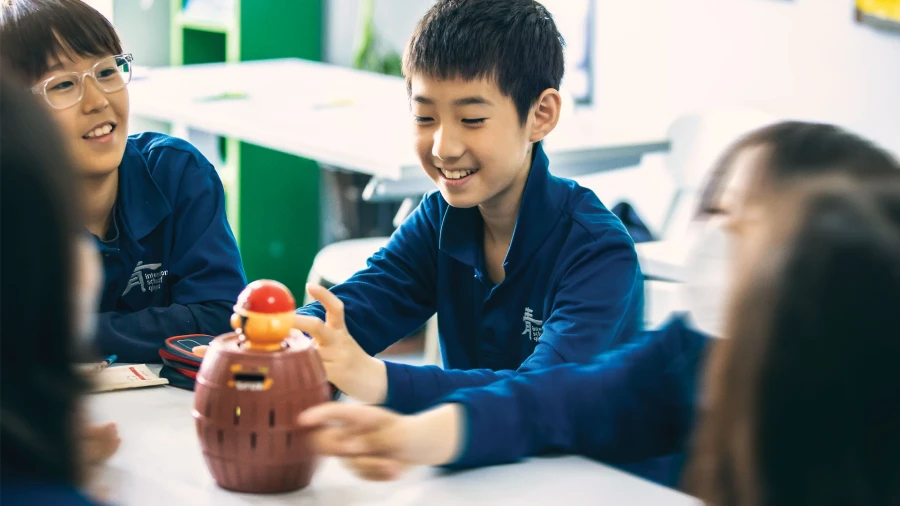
[95,160,245,362]
[296,195,441,355]
[300,319,707,474]
[382,235,644,413]
[443,319,708,469]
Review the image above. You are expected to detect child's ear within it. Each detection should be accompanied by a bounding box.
[528,88,562,143]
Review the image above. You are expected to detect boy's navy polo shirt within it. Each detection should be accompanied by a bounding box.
[299,141,644,413]
[93,132,246,363]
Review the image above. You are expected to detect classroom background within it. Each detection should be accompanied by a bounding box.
[85,0,899,357]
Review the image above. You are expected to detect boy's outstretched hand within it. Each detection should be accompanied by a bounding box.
[294,284,388,404]
[298,402,465,481]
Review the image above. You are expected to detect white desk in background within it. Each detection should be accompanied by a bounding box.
[87,367,700,506]
[129,58,676,278]
[128,58,670,182]
[637,239,692,283]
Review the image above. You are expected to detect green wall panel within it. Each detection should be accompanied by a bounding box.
[172,0,324,294]
[238,143,320,295]
[182,29,226,65]
[240,0,323,62]
[236,0,323,293]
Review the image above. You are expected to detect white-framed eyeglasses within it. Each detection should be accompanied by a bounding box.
[30,53,134,110]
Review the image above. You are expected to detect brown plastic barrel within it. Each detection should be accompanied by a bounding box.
[193,331,330,493]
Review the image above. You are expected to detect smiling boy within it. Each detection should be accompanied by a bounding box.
[295,0,644,413]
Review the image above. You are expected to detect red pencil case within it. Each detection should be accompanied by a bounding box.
[158,334,213,390]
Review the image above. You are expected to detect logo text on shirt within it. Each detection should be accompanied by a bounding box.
[522,307,543,342]
[123,261,167,295]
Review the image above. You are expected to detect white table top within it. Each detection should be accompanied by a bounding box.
[87,366,700,505]
[129,59,669,180]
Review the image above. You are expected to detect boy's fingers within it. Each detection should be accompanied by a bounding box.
[344,456,408,481]
[361,426,403,457]
[308,426,368,456]
[293,315,330,345]
[299,402,380,429]
[306,284,346,330]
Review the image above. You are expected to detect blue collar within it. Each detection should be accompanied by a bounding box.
[114,140,172,242]
[439,142,564,276]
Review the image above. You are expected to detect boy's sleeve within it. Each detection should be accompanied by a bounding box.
[442,318,708,469]
[95,160,246,363]
[383,232,644,413]
[296,196,440,354]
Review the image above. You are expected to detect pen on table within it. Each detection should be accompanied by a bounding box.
[95,354,117,372]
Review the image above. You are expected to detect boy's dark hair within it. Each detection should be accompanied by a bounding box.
[689,178,900,505]
[0,0,122,82]
[403,0,565,125]
[0,68,87,485]
[698,121,900,215]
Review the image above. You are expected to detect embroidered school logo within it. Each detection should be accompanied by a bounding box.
[122,261,167,295]
[521,307,544,342]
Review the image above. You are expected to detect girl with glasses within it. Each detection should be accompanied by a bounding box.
[1,0,246,364]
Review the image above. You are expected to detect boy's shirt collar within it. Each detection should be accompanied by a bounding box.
[439,141,563,276]
[115,139,172,242]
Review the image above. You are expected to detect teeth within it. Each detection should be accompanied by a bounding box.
[85,124,113,138]
[442,169,474,180]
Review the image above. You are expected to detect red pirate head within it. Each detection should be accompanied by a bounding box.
[230,280,297,351]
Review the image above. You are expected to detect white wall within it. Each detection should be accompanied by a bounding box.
[112,0,170,67]
[83,0,114,20]
[327,1,899,154]
[594,0,900,154]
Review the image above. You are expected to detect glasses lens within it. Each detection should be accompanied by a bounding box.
[95,55,132,93]
[43,74,83,109]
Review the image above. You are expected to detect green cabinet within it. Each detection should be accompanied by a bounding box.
[169,0,323,295]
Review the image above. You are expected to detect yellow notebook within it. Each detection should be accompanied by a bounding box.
[92,364,169,393]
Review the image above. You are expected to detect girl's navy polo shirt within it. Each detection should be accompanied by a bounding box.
[93,132,246,362]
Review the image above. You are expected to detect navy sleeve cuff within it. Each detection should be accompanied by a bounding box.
[439,389,524,469]
[295,303,325,319]
[383,361,445,414]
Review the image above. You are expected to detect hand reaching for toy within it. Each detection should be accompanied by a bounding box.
[298,402,465,481]
[294,284,388,404]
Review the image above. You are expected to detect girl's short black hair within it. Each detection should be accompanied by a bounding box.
[0,0,123,81]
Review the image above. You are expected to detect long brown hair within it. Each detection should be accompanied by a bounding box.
[697,121,900,216]
[688,178,900,506]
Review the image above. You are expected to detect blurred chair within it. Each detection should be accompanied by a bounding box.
[305,236,442,365]
[577,108,777,327]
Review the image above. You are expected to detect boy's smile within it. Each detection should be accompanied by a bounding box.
[410,75,535,210]
[434,165,479,186]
